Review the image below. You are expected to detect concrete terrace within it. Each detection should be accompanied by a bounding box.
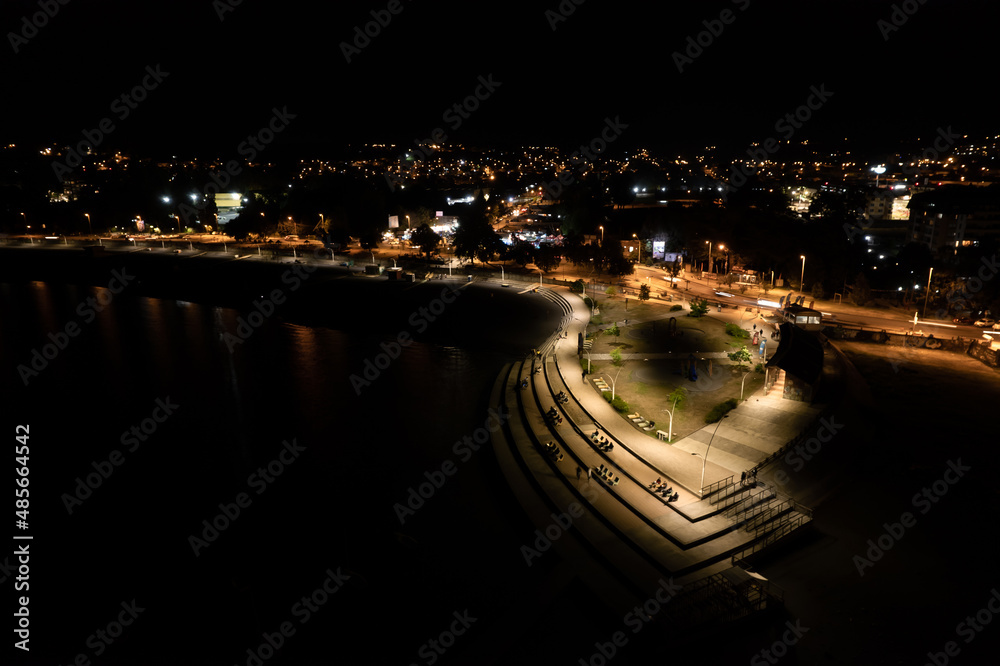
[491,284,833,620]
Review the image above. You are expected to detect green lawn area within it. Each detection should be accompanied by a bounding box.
[584,294,766,440]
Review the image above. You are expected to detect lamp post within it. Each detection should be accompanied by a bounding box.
[922,266,934,319]
[665,392,680,443]
[599,225,604,245]
[706,240,712,274]
[633,233,641,264]
[800,255,806,294]
[719,244,728,274]
[740,370,753,401]
[84,213,92,236]
[872,164,886,188]
[694,414,728,497]
[538,269,543,288]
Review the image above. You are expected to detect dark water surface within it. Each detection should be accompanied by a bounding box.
[1,251,607,665]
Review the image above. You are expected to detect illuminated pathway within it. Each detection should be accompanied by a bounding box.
[491,285,832,623]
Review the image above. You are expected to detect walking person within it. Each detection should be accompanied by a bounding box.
[576,466,581,480]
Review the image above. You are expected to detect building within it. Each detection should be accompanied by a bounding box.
[908,185,1000,256]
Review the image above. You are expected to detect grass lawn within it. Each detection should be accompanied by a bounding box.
[583,294,767,440]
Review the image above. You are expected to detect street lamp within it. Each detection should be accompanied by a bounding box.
[872,165,886,188]
[694,413,729,497]
[740,370,753,401]
[922,266,934,319]
[664,391,681,442]
[599,225,604,245]
[633,233,641,263]
[705,240,712,273]
[84,213,92,235]
[800,255,806,294]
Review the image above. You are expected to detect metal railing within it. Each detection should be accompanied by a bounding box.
[701,475,734,500]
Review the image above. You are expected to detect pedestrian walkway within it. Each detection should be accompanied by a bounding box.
[490,284,830,618]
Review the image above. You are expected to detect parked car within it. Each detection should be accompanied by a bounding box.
[953,316,974,325]
[973,318,997,327]
[992,322,1000,331]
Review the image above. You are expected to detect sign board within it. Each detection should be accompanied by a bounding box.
[388,215,399,228]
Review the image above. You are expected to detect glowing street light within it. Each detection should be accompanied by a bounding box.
[871,164,886,188]
[599,225,604,245]
[800,255,806,293]
[633,233,641,263]
[84,213,92,235]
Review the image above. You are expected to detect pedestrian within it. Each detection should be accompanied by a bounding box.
[587,467,592,479]
[582,371,586,381]
[576,466,581,480]
[741,471,746,485]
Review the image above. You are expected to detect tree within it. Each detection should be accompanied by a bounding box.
[509,240,534,268]
[534,244,562,273]
[689,298,709,317]
[668,386,688,410]
[811,281,826,300]
[605,324,621,345]
[605,285,617,298]
[851,272,872,306]
[409,223,442,259]
[610,348,623,366]
[453,192,504,264]
[728,345,752,369]
[639,284,650,301]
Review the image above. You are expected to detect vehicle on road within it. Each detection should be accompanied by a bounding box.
[974,318,997,327]
[953,316,974,325]
[993,322,1000,331]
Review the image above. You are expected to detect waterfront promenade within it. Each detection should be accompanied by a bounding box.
[490,285,831,621]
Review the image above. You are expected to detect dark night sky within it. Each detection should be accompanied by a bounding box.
[2,0,997,158]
